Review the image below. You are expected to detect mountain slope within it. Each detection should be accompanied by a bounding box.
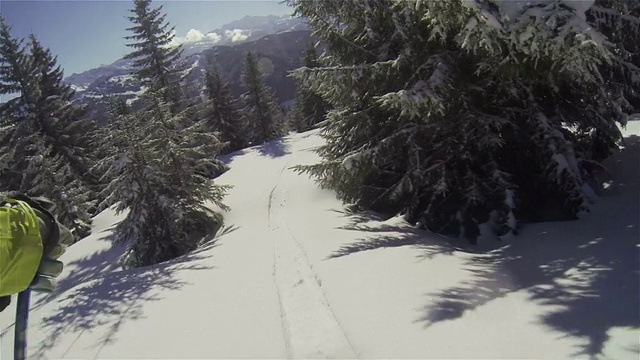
[70,29,311,125]
[0,123,638,359]
[65,15,306,86]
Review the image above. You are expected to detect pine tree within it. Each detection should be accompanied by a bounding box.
[0,17,27,191]
[0,19,98,239]
[103,0,230,268]
[240,51,283,145]
[587,1,640,113]
[102,94,230,267]
[91,95,133,201]
[124,0,185,114]
[202,57,246,152]
[290,0,637,242]
[291,42,329,132]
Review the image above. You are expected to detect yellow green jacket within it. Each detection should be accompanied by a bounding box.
[0,198,70,297]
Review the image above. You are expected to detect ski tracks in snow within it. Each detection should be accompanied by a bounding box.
[268,161,359,359]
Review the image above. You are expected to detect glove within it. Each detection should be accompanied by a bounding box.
[30,252,65,293]
[28,208,70,293]
[29,226,69,293]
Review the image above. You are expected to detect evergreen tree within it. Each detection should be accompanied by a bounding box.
[240,51,283,144]
[124,0,185,113]
[202,57,246,152]
[587,0,640,112]
[26,35,97,236]
[290,0,637,243]
[91,95,133,200]
[102,93,229,267]
[286,102,305,134]
[103,0,230,268]
[291,42,329,132]
[0,17,28,191]
[0,19,98,239]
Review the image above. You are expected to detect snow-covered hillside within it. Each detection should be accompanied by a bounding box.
[1,123,638,359]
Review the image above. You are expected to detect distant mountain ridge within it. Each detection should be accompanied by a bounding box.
[64,15,312,125]
[216,14,309,34]
[65,15,307,87]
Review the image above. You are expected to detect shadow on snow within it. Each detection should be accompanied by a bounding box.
[326,208,488,260]
[219,137,291,165]
[256,138,291,158]
[328,135,640,358]
[419,135,640,357]
[219,149,247,166]
[30,223,239,359]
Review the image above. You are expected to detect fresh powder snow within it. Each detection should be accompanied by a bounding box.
[0,122,638,359]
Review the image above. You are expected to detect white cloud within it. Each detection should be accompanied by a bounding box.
[168,29,221,47]
[224,29,249,43]
[206,32,222,43]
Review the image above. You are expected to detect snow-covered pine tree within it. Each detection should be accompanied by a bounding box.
[108,95,132,118]
[28,35,104,222]
[587,0,640,113]
[0,17,27,191]
[290,0,636,242]
[90,96,134,208]
[240,51,284,145]
[0,20,98,239]
[291,42,329,132]
[202,56,246,153]
[101,92,230,267]
[124,0,185,114]
[103,0,230,268]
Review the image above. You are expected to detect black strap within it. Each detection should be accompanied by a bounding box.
[0,295,10,312]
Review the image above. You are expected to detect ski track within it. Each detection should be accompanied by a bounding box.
[268,159,359,359]
[270,179,293,358]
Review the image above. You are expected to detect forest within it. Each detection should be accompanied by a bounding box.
[0,0,638,268]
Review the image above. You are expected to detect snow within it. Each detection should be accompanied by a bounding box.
[564,0,596,20]
[116,89,145,97]
[107,74,135,86]
[1,126,639,359]
[341,149,374,172]
[491,0,595,20]
[182,56,200,77]
[82,93,103,99]
[69,84,87,92]
[121,86,149,105]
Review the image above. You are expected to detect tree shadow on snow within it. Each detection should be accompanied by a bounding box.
[219,149,248,166]
[256,138,291,158]
[30,230,226,359]
[327,207,484,261]
[418,135,640,358]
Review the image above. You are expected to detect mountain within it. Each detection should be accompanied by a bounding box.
[216,14,309,36]
[65,15,311,125]
[65,15,307,86]
[191,30,313,104]
[1,122,638,359]
[65,58,134,89]
[177,15,309,58]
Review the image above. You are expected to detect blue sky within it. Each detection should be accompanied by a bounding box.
[0,0,293,77]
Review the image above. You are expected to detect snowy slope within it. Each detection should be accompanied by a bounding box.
[1,124,638,359]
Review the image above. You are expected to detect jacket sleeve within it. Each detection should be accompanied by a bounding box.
[0,202,44,297]
[52,222,73,258]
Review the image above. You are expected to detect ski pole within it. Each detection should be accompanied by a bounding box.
[14,289,31,360]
